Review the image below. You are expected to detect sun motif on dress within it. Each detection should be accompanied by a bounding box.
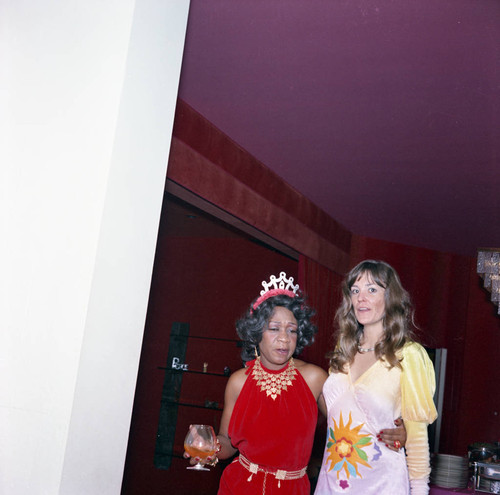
[252,357,297,400]
[325,411,373,482]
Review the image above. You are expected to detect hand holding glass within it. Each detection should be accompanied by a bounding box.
[184,424,217,471]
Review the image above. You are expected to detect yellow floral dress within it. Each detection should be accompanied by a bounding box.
[314,342,437,494]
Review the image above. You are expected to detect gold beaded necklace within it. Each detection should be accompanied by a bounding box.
[252,357,297,400]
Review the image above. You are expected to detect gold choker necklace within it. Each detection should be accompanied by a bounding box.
[252,357,297,400]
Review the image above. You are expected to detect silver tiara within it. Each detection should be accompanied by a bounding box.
[259,272,299,297]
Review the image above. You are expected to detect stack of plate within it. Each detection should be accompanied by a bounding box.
[430,453,469,489]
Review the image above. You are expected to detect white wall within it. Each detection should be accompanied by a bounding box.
[0,1,190,493]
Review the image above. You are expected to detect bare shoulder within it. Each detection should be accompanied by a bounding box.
[228,367,249,384]
[294,359,328,380]
[226,367,249,395]
[294,359,328,399]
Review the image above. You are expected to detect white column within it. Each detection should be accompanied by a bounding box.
[0,1,190,493]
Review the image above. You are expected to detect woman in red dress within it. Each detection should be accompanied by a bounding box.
[216,273,326,494]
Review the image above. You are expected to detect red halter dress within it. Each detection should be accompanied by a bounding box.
[218,358,318,494]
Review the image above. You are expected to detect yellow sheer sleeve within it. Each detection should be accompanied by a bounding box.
[401,342,438,491]
[405,420,432,489]
[401,342,438,424]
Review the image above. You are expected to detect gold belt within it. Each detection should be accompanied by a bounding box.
[238,453,307,491]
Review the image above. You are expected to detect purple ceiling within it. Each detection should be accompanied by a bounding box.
[177,0,500,256]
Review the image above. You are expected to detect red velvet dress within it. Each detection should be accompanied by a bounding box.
[218,358,318,494]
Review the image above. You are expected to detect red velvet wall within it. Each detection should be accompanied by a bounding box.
[167,100,352,275]
[351,234,500,455]
[122,230,297,494]
[460,262,500,448]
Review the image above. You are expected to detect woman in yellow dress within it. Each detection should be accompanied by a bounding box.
[315,260,437,495]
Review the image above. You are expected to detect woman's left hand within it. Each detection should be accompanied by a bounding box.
[183,452,219,466]
[377,417,407,452]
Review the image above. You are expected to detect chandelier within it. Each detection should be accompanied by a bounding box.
[477,248,500,315]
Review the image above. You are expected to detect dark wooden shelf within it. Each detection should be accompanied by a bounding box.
[174,334,242,345]
[162,399,223,411]
[158,367,230,377]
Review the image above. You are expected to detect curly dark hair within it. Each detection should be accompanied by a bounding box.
[236,293,317,362]
[329,260,417,373]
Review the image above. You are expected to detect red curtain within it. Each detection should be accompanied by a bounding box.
[298,255,343,369]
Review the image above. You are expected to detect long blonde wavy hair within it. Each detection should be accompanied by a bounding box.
[328,260,417,373]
